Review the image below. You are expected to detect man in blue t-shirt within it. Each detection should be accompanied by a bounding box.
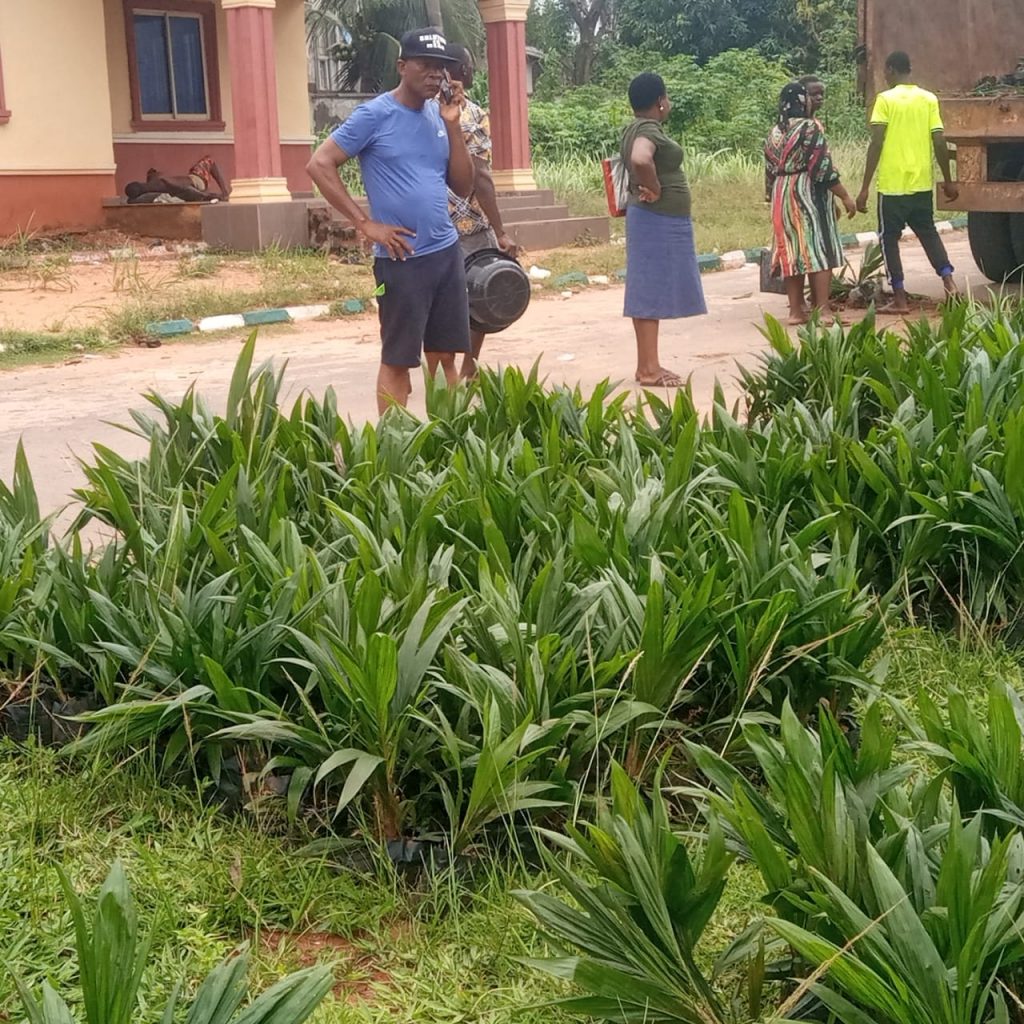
[307,28,475,413]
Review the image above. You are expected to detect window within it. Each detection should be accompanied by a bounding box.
[124,1,223,130]
[308,21,354,94]
[134,12,208,117]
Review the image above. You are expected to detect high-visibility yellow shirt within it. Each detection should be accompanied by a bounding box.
[870,84,944,196]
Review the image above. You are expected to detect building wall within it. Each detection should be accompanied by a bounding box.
[275,0,313,143]
[106,0,312,195]
[0,0,115,234]
[104,0,135,136]
[311,94,376,135]
[105,0,235,135]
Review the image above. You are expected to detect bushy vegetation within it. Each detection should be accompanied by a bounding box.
[0,333,883,846]
[15,861,333,1024]
[744,298,1024,619]
[9,296,1024,1020]
[523,686,1024,1021]
[529,49,794,160]
[3,300,1024,851]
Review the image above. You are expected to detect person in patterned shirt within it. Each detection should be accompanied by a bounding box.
[446,45,520,378]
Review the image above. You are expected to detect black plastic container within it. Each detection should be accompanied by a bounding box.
[759,247,787,295]
[464,247,531,334]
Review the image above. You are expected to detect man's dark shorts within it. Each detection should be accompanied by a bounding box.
[373,241,471,368]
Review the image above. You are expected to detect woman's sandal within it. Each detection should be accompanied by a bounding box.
[636,370,685,388]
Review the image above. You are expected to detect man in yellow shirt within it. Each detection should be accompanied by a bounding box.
[856,51,960,311]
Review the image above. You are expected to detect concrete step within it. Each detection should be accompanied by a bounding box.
[495,204,570,223]
[310,197,611,253]
[494,190,556,209]
[344,190,558,215]
[504,216,611,252]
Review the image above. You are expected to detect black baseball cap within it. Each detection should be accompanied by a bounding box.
[399,28,460,62]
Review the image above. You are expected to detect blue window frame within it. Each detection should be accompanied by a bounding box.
[132,11,209,119]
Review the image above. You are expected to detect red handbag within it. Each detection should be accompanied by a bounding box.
[601,156,628,218]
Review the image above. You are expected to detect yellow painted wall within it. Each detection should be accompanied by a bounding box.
[213,3,234,134]
[0,0,115,172]
[275,0,313,141]
[103,0,132,134]
[104,0,234,136]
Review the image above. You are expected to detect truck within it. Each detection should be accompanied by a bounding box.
[859,0,1024,282]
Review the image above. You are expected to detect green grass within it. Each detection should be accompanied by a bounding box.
[1,628,1016,1023]
[880,623,1024,707]
[104,250,375,343]
[536,142,893,254]
[527,243,626,283]
[0,327,111,368]
[0,744,577,1024]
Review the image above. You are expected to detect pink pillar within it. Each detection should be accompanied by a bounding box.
[480,1,536,191]
[223,1,290,201]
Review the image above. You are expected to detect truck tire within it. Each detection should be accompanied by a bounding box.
[1010,168,1024,274]
[968,212,1024,283]
[1012,215,1024,278]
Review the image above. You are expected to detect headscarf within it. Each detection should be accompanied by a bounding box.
[777,81,809,128]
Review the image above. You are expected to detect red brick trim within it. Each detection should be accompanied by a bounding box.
[0,174,115,237]
[123,0,224,132]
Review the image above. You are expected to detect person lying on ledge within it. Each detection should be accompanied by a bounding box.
[124,156,231,204]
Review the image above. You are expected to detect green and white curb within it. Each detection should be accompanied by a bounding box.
[143,215,971,337]
[625,214,969,280]
[146,301,366,338]
[531,216,970,286]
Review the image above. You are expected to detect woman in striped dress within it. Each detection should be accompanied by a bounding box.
[765,81,856,324]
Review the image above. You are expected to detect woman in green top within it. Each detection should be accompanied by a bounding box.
[620,73,706,388]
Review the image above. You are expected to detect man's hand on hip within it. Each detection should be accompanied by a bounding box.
[361,220,415,260]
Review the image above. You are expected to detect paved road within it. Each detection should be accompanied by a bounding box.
[0,236,1011,526]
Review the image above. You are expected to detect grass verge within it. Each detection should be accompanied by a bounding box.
[537,143,892,254]
[0,744,575,1024]
[0,327,111,369]
[0,629,1014,1021]
[104,251,376,343]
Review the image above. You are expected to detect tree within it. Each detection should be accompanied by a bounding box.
[599,0,857,70]
[525,0,574,94]
[563,0,614,85]
[526,0,615,86]
[615,0,806,64]
[425,0,444,28]
[307,0,482,93]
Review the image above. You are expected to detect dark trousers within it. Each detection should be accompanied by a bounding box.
[877,191,953,289]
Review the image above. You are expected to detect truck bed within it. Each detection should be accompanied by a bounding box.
[859,0,1023,102]
[860,0,1024,213]
[940,94,1024,141]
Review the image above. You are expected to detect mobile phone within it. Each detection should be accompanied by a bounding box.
[439,72,454,103]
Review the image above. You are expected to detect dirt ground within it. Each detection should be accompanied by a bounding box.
[0,256,265,332]
[0,235,1016,527]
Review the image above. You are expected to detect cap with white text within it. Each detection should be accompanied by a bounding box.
[399,28,460,62]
